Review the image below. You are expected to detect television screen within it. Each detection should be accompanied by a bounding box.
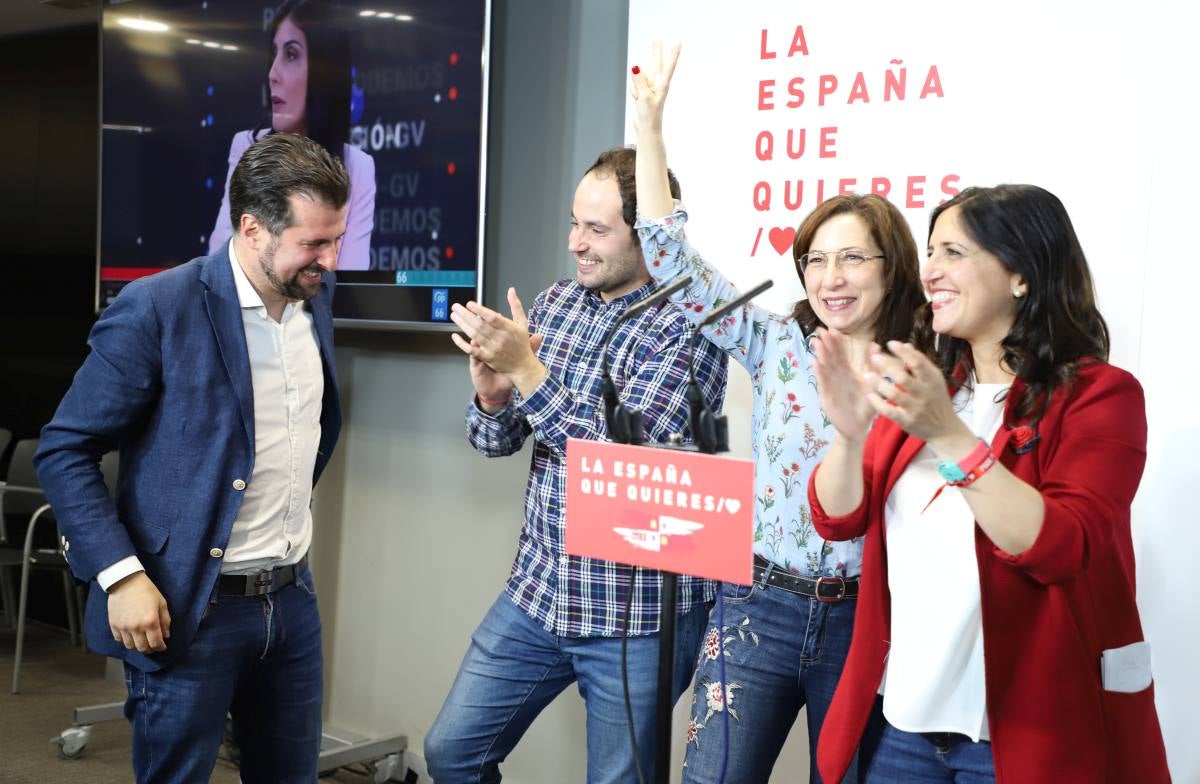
[98,0,490,329]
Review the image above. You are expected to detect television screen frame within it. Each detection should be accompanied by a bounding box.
[96,0,492,332]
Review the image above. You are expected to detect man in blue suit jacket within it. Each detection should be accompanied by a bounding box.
[36,133,349,783]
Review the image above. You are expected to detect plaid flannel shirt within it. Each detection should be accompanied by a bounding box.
[466,278,728,637]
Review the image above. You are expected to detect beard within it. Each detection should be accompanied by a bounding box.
[576,249,646,297]
[259,235,322,302]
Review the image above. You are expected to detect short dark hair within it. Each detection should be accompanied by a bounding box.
[928,184,1109,425]
[228,132,350,237]
[255,0,353,160]
[585,146,682,240]
[790,194,930,350]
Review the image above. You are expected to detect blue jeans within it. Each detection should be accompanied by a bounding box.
[425,592,709,783]
[122,568,323,783]
[859,699,995,783]
[681,569,859,784]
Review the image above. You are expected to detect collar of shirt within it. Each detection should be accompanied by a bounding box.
[584,279,659,311]
[228,241,296,322]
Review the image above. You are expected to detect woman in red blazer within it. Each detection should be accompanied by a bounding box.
[807,184,1170,783]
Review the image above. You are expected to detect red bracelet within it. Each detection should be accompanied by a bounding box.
[477,393,511,408]
[951,440,992,482]
[923,441,998,512]
[955,449,997,488]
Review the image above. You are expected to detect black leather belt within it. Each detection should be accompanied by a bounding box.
[753,554,858,602]
[218,554,308,597]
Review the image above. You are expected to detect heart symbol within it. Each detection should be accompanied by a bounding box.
[725,498,741,514]
[767,226,796,256]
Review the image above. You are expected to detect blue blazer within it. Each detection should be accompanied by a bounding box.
[35,247,342,671]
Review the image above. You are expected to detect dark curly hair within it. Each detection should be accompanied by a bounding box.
[928,184,1109,425]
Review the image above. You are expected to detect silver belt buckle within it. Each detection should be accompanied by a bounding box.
[814,576,846,603]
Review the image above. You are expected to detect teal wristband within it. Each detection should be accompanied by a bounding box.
[936,439,990,486]
[936,460,968,484]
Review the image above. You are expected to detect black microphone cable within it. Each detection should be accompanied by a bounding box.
[682,278,772,783]
[620,564,646,784]
[605,276,692,782]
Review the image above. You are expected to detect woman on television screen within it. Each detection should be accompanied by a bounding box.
[208,0,375,270]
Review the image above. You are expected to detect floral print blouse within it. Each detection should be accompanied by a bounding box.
[636,207,862,577]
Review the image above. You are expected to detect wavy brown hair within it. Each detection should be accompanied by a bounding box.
[928,185,1109,426]
[790,194,930,350]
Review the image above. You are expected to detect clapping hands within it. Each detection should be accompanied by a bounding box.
[813,329,961,444]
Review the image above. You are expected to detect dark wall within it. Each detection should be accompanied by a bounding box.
[0,25,99,626]
[0,25,99,445]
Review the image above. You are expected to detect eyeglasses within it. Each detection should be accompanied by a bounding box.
[796,249,885,275]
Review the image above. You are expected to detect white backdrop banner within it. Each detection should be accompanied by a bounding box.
[626,1,1198,780]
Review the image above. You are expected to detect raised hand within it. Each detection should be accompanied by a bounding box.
[629,41,681,136]
[811,328,876,443]
[631,41,682,222]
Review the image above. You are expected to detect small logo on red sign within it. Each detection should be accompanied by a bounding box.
[565,439,754,585]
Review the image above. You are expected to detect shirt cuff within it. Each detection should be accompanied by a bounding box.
[634,201,689,238]
[97,555,146,592]
[515,373,569,430]
[472,394,510,414]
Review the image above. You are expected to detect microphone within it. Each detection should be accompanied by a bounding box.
[600,275,693,444]
[696,279,774,332]
[686,279,774,453]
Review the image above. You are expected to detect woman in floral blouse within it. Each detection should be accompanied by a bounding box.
[630,44,928,782]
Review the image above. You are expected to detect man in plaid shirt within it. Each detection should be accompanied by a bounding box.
[425,147,727,781]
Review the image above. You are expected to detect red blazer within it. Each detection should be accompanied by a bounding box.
[808,362,1170,783]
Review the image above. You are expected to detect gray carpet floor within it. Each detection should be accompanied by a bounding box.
[0,625,384,783]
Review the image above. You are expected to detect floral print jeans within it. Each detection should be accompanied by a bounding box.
[682,567,861,784]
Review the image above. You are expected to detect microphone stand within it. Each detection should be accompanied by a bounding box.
[652,278,773,782]
[599,275,692,445]
[599,274,773,781]
[596,275,691,783]
[684,279,774,456]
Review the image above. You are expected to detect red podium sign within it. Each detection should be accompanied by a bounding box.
[565,438,754,585]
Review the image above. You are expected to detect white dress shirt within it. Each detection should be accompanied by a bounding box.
[97,243,324,589]
[878,382,1009,742]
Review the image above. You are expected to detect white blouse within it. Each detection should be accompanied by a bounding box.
[878,382,1009,742]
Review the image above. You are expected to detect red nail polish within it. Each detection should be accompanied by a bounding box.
[631,65,640,75]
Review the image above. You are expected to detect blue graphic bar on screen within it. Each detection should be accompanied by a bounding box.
[395,270,478,287]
